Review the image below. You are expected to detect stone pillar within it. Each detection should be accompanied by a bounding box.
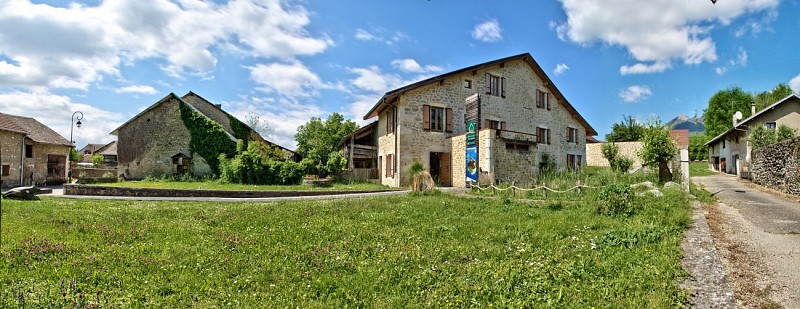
[680,149,689,192]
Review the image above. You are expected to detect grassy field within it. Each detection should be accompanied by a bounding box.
[689,162,717,177]
[92,180,389,191]
[1,182,692,307]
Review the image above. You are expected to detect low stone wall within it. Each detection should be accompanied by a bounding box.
[64,184,398,198]
[71,167,117,178]
[751,137,800,195]
[586,141,643,169]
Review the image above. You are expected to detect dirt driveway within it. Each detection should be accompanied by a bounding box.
[694,174,800,308]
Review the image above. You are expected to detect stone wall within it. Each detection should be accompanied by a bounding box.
[27,143,71,185]
[0,130,24,187]
[751,137,800,195]
[1,131,69,187]
[72,167,118,178]
[586,141,643,169]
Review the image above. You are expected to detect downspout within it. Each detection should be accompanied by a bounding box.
[393,104,399,187]
[19,135,25,185]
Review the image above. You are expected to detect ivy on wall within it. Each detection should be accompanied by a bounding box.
[179,102,237,175]
[228,114,251,146]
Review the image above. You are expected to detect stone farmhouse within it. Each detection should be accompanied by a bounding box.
[706,94,800,175]
[0,113,71,187]
[362,53,597,188]
[111,92,296,180]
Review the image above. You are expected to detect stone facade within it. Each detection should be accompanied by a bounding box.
[1,115,70,187]
[369,54,595,188]
[586,141,643,169]
[751,137,800,195]
[1,130,25,187]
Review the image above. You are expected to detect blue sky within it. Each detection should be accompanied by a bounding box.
[1,0,798,149]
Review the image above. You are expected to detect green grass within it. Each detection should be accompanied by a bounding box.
[689,162,717,177]
[1,189,692,307]
[92,180,390,191]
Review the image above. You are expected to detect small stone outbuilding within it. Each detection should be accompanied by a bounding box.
[0,113,71,187]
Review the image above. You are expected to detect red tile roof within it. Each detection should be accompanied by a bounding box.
[670,129,689,148]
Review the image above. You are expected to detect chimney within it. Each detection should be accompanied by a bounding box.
[751,101,756,115]
[215,104,222,109]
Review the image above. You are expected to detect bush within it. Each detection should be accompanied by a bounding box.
[218,142,304,185]
[407,161,425,181]
[596,183,638,217]
[538,153,556,175]
[603,143,633,173]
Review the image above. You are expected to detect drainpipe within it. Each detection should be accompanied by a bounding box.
[19,136,25,186]
[393,104,399,187]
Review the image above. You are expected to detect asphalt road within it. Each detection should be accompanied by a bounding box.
[693,174,800,234]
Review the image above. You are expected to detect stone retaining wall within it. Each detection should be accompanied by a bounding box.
[586,141,643,169]
[64,184,398,198]
[751,137,800,195]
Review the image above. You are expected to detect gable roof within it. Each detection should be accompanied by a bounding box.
[0,113,72,146]
[96,141,117,156]
[79,143,107,154]
[362,52,597,136]
[706,94,800,146]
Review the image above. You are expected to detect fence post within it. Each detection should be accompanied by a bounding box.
[512,182,516,196]
[492,186,495,195]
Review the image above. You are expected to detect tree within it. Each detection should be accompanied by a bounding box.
[91,154,104,167]
[688,133,710,161]
[639,119,678,182]
[605,115,644,142]
[69,148,82,163]
[748,125,777,150]
[777,124,797,142]
[754,83,793,112]
[294,112,358,177]
[245,112,269,137]
[703,86,754,139]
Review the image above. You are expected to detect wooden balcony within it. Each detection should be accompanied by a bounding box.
[345,144,378,159]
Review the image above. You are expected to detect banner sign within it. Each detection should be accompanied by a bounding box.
[466,146,478,182]
[466,120,477,147]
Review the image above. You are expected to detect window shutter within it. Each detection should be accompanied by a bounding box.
[546,93,551,110]
[485,119,491,129]
[536,90,542,108]
[501,77,506,98]
[566,127,570,142]
[484,73,491,94]
[575,129,579,144]
[445,108,453,133]
[423,105,430,131]
[547,129,551,145]
[500,121,506,130]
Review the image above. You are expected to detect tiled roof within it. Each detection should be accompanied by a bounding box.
[706,94,800,146]
[97,141,117,156]
[79,143,107,154]
[0,113,71,146]
[670,129,690,148]
[0,113,27,134]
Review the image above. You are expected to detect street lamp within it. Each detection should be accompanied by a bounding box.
[70,111,83,146]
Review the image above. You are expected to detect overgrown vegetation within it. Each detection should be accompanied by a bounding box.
[639,118,678,183]
[749,123,797,150]
[2,186,691,307]
[688,133,709,162]
[178,102,237,175]
[218,141,303,185]
[601,143,633,173]
[597,183,638,217]
[538,152,557,175]
[91,154,104,167]
[294,113,358,177]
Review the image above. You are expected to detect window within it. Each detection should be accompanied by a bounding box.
[765,122,777,129]
[423,105,453,132]
[536,90,551,110]
[486,120,506,130]
[537,127,551,145]
[484,73,505,97]
[25,145,33,158]
[463,79,472,89]
[567,154,582,171]
[2,165,9,176]
[567,127,579,143]
[506,142,529,151]
[385,108,395,135]
[722,139,726,149]
[385,154,394,177]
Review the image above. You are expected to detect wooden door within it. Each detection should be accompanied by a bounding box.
[439,152,451,187]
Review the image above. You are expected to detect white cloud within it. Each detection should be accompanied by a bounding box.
[225,96,325,149]
[391,58,443,74]
[472,19,502,42]
[618,85,652,103]
[554,63,570,76]
[555,0,778,74]
[737,48,748,66]
[619,62,671,75]
[713,47,748,76]
[790,74,800,95]
[249,61,321,97]
[348,66,402,93]
[0,90,123,147]
[115,85,158,94]
[354,28,408,45]
[714,66,728,76]
[0,0,332,90]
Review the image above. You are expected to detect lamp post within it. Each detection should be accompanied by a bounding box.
[70,111,83,146]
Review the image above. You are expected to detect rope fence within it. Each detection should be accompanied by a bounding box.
[471,182,608,198]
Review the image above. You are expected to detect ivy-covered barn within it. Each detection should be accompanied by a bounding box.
[111,92,296,180]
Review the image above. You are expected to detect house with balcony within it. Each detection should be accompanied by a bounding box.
[362,53,597,188]
[706,94,800,175]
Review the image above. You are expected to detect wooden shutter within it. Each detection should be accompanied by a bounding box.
[547,129,551,145]
[485,119,491,129]
[484,73,491,94]
[1,165,8,176]
[575,129,579,144]
[423,105,430,131]
[500,121,506,130]
[500,77,506,98]
[536,90,542,108]
[577,155,583,167]
[546,93,551,110]
[445,108,453,133]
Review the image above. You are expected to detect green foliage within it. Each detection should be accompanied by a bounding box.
[639,118,678,182]
[294,112,358,177]
[91,154,104,167]
[777,124,797,142]
[703,86,754,138]
[612,156,634,173]
[324,151,348,177]
[596,183,638,216]
[218,142,303,185]
[228,114,251,146]
[538,152,556,175]
[68,148,82,163]
[178,102,237,175]
[690,181,717,204]
[753,83,793,112]
[688,133,709,161]
[602,143,633,173]
[750,124,797,150]
[601,143,619,163]
[98,180,388,191]
[605,115,644,142]
[407,161,425,181]
[689,162,716,177]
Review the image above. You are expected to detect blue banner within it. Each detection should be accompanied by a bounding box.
[466,146,478,182]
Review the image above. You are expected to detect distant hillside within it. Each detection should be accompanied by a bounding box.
[666,114,705,133]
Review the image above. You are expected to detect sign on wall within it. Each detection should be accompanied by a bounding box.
[465,94,480,185]
[466,146,478,182]
[466,120,477,146]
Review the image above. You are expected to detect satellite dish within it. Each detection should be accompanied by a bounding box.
[733,111,743,121]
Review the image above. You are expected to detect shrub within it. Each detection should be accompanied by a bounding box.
[538,153,556,175]
[407,161,425,181]
[596,183,638,217]
[218,142,304,185]
[611,156,633,173]
[601,143,619,163]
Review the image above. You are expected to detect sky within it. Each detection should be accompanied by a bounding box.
[1,0,799,149]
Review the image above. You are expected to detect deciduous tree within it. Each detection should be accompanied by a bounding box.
[703,86,753,138]
[639,119,678,182]
[295,112,358,177]
[605,115,644,142]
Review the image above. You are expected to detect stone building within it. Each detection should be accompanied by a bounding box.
[0,113,71,187]
[706,94,800,175]
[362,53,597,188]
[112,92,296,180]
